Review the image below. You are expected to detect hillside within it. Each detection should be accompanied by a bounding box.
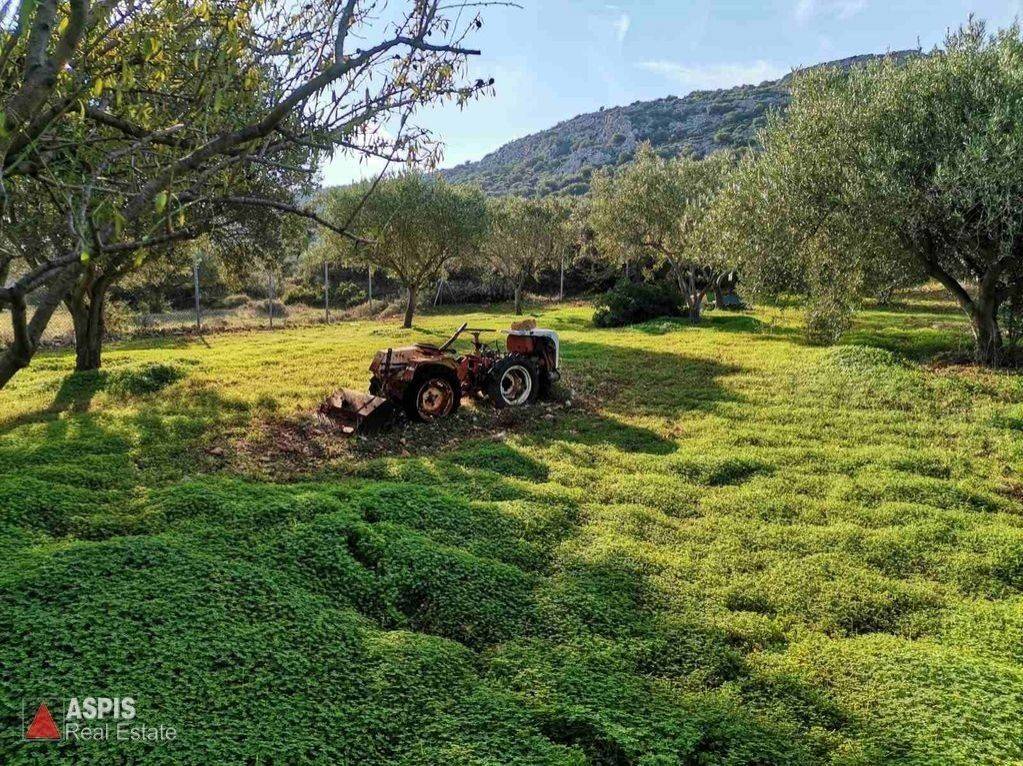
[438,52,916,197]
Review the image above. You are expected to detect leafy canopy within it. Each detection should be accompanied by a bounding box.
[719,19,1023,360]
[320,173,488,293]
[482,196,572,294]
[589,145,734,318]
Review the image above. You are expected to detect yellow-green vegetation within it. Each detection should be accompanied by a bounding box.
[2,295,1022,764]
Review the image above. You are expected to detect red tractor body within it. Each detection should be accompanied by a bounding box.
[320,323,560,434]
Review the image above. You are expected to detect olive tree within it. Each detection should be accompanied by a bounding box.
[483,196,571,314]
[725,20,1023,363]
[709,140,897,343]
[590,146,734,322]
[0,0,493,385]
[320,174,487,327]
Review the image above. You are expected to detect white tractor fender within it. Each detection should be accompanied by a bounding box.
[507,328,560,371]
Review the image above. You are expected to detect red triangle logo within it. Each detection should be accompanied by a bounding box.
[25,703,61,740]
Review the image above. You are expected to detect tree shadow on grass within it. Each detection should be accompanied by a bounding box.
[842,310,973,362]
[0,370,109,435]
[460,339,747,458]
[629,313,778,336]
[562,339,743,419]
[0,370,249,478]
[540,412,679,456]
[543,313,597,332]
[51,370,108,413]
[702,311,802,338]
[866,298,966,317]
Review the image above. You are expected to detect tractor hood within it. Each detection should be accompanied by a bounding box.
[369,344,448,375]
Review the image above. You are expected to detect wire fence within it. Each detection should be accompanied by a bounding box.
[1,255,578,352]
[1,261,388,350]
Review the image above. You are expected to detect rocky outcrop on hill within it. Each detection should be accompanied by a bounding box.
[437,51,917,197]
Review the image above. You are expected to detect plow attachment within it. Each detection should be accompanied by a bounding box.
[318,389,396,435]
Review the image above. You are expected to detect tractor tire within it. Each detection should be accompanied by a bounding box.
[487,355,539,409]
[404,370,461,423]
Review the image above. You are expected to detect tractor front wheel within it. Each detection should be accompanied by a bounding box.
[488,355,539,408]
[405,372,461,422]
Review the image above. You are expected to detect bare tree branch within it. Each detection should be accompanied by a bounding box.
[215,196,373,244]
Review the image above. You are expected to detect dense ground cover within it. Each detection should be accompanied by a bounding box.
[2,292,1022,764]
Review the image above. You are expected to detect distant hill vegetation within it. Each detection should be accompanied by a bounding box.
[437,52,917,197]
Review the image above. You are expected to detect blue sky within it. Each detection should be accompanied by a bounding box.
[322,0,1022,186]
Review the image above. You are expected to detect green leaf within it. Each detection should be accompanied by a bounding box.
[17,0,38,32]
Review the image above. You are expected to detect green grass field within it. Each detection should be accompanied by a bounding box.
[2,294,1022,765]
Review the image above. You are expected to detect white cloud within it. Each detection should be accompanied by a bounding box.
[603,5,631,44]
[613,12,631,44]
[636,60,787,92]
[795,0,867,24]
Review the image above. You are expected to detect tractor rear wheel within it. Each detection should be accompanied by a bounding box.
[487,355,539,408]
[404,371,461,422]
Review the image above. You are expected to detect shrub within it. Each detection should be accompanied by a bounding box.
[108,363,183,396]
[283,282,366,309]
[593,280,684,327]
[103,300,136,336]
[215,293,250,310]
[439,278,511,304]
[805,294,853,346]
[251,299,288,318]
[331,282,366,309]
[132,312,157,332]
[282,284,320,306]
[135,295,172,314]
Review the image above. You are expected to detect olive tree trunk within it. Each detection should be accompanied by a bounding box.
[0,262,82,389]
[66,270,114,372]
[686,269,704,323]
[513,284,523,315]
[712,273,726,310]
[671,260,708,323]
[69,292,105,371]
[403,285,417,329]
[0,293,31,387]
[922,246,1007,367]
[971,291,1003,366]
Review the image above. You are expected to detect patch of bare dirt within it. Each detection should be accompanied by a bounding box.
[925,347,1023,374]
[209,386,580,481]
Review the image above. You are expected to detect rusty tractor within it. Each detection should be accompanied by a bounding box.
[319,322,561,434]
